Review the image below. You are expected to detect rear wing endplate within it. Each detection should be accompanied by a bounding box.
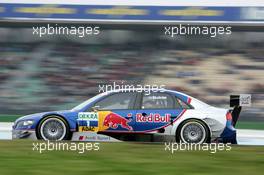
[230,94,251,126]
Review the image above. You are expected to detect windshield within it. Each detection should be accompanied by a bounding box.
[71,92,108,111]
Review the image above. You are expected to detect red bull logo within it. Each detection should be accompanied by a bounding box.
[136,113,171,123]
[103,112,133,131]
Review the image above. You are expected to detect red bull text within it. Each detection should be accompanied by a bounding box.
[136,113,171,123]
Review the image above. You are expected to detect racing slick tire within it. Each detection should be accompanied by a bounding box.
[176,119,210,144]
[37,116,71,140]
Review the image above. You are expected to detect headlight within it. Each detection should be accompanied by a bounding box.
[16,120,34,129]
[23,120,34,126]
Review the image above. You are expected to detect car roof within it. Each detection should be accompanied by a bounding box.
[103,88,191,98]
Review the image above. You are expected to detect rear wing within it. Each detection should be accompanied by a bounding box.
[230,94,251,126]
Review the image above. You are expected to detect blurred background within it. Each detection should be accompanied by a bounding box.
[0,1,263,123]
[0,28,263,122]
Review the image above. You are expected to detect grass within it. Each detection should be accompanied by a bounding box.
[0,114,21,122]
[236,121,264,130]
[0,141,263,175]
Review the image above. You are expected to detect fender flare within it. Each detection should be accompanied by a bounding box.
[36,114,72,140]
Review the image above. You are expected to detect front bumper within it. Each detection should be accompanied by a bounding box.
[12,129,37,140]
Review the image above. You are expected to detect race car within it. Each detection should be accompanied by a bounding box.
[12,89,246,144]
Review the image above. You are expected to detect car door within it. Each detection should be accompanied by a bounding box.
[89,92,138,132]
[134,92,186,132]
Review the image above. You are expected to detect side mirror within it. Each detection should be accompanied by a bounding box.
[91,106,100,112]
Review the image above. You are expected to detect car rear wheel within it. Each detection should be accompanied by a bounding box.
[177,119,209,144]
[37,116,70,140]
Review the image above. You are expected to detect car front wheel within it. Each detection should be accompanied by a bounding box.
[37,116,70,140]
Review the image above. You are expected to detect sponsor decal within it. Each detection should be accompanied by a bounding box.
[79,135,111,141]
[79,136,85,141]
[103,112,133,131]
[78,112,99,131]
[78,112,98,120]
[78,112,99,127]
[136,113,171,123]
[239,94,251,107]
[79,126,96,132]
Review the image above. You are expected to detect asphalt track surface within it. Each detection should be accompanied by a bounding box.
[1,122,264,145]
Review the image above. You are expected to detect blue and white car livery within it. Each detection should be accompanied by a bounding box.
[12,89,246,144]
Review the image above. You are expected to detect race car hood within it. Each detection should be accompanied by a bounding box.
[13,110,77,129]
[15,110,71,121]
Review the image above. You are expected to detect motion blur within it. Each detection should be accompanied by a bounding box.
[0,28,263,123]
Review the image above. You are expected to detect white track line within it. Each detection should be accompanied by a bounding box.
[0,122,13,132]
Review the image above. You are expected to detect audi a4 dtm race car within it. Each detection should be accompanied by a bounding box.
[12,89,246,144]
